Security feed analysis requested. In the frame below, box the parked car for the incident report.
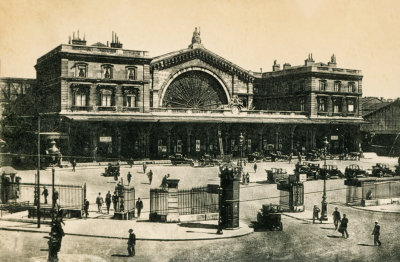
[266,168,289,183]
[371,163,394,177]
[305,150,320,161]
[303,162,321,180]
[320,165,343,179]
[344,164,367,179]
[248,152,264,163]
[169,154,194,166]
[198,154,220,167]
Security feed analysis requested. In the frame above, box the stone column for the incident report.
[115,126,121,159]
[186,126,192,156]
[275,127,280,150]
[327,96,333,116]
[89,84,98,110]
[167,128,172,154]
[290,125,297,152]
[342,97,347,116]
[90,126,98,162]
[166,179,180,223]
[115,85,123,111]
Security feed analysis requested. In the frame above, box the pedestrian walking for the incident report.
[161,174,169,190]
[127,172,132,185]
[246,172,250,184]
[288,152,293,164]
[127,229,136,257]
[242,172,246,184]
[372,221,382,246]
[147,169,153,184]
[129,157,134,168]
[136,197,143,218]
[42,186,49,204]
[338,214,349,238]
[313,205,320,224]
[71,158,76,172]
[332,207,341,230]
[105,191,112,214]
[96,192,104,213]
[112,191,118,211]
[84,199,89,218]
[253,163,257,173]
[143,162,147,174]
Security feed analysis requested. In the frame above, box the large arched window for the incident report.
[163,71,228,109]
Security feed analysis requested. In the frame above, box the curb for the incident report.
[0,226,253,242]
[331,202,400,214]
[281,213,312,224]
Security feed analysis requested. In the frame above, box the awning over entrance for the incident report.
[61,112,365,125]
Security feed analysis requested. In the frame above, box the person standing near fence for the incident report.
[112,191,118,212]
[84,198,89,218]
[105,191,112,214]
[136,197,143,218]
[42,186,49,204]
[127,229,136,257]
[96,192,104,213]
[372,221,382,246]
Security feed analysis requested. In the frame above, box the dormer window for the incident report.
[75,63,88,78]
[126,67,137,80]
[101,65,113,79]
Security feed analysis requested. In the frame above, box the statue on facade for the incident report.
[331,54,336,64]
[191,27,201,45]
[229,95,244,109]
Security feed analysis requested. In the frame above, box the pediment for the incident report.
[151,47,254,82]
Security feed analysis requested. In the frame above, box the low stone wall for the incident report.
[179,212,219,222]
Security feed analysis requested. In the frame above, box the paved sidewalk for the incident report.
[0,211,253,241]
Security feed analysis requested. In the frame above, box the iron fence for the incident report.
[150,185,219,217]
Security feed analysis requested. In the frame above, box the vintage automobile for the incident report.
[198,154,220,167]
[266,168,289,184]
[320,165,343,179]
[248,152,264,163]
[305,150,320,161]
[304,162,321,180]
[269,151,289,162]
[371,163,394,177]
[256,204,283,231]
[101,163,120,178]
[344,164,367,179]
[169,154,194,166]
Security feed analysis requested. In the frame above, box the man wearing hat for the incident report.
[372,221,381,246]
[127,229,136,256]
[332,207,341,230]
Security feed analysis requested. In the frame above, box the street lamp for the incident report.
[239,132,244,167]
[46,140,60,219]
[321,137,329,221]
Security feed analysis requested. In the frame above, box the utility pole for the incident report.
[37,115,41,228]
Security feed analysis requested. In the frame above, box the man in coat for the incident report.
[147,169,153,184]
[332,207,341,230]
[83,198,89,218]
[127,229,136,257]
[96,192,104,213]
[136,197,143,218]
[313,205,320,224]
[372,221,382,246]
[127,172,132,185]
[42,186,49,204]
[112,191,118,212]
[105,191,112,214]
[339,214,349,238]
[253,163,257,173]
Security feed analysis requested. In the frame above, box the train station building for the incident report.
[1,29,364,161]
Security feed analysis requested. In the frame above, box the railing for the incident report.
[97,106,117,111]
[122,107,140,112]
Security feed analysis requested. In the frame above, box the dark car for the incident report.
[256,204,283,231]
[248,152,264,163]
[266,168,289,184]
[198,154,220,167]
[345,164,367,179]
[303,162,321,180]
[305,150,320,161]
[371,163,394,177]
[101,163,120,178]
[320,165,343,179]
[169,154,194,166]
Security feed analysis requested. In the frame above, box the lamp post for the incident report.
[321,137,329,221]
[46,140,60,221]
[37,114,41,228]
[239,132,244,167]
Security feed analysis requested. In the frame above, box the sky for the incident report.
[0,0,399,98]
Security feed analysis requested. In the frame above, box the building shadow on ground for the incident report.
[179,222,218,229]
[256,180,270,184]
[321,227,336,230]
[111,254,132,257]
[357,243,376,247]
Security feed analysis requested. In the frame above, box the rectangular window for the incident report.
[334,82,341,92]
[349,82,356,92]
[318,98,327,112]
[347,100,355,112]
[319,81,326,91]
[126,95,136,108]
[102,94,112,106]
[333,99,342,113]
[75,92,86,106]
[300,99,305,111]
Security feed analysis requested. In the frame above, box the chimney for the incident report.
[305,53,315,66]
[260,68,263,73]
[328,54,337,67]
[71,30,87,45]
[283,63,291,70]
[110,31,123,48]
